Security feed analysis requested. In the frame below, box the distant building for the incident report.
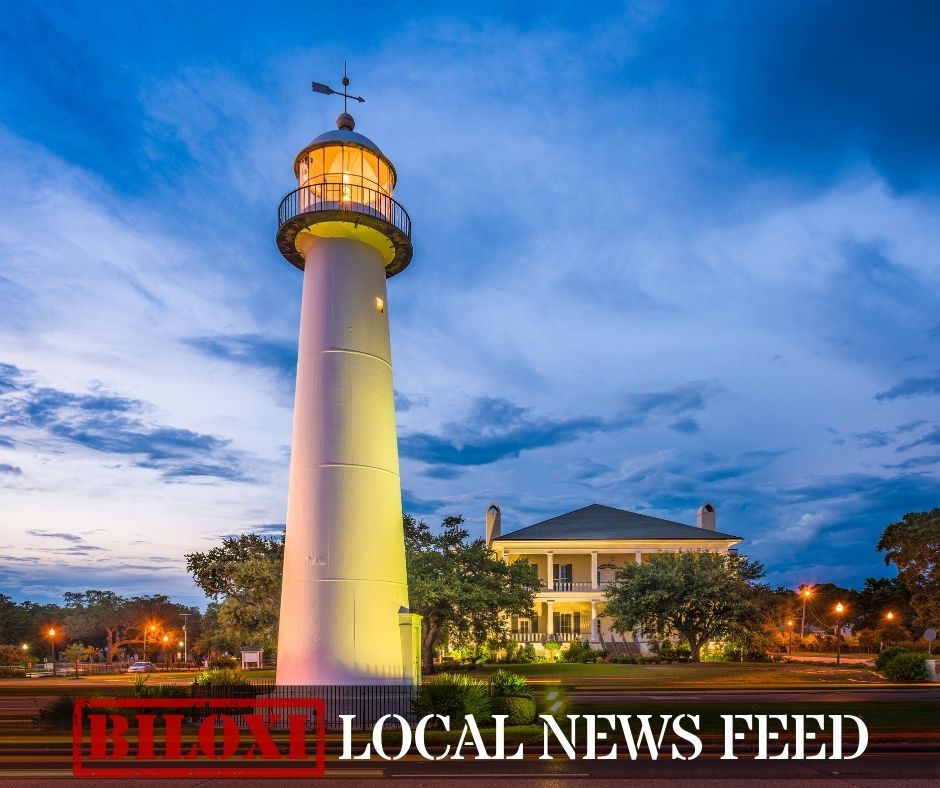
[488,503,742,654]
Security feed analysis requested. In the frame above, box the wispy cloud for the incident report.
[875,371,940,401]
[0,363,250,482]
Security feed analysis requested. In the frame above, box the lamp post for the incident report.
[143,624,156,662]
[162,635,169,666]
[835,603,844,666]
[880,611,894,652]
[800,587,812,639]
[786,619,794,655]
[47,628,57,676]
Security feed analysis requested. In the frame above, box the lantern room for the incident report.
[294,112,397,197]
[276,112,413,276]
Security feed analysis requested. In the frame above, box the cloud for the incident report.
[0,362,250,482]
[897,426,940,452]
[395,391,429,413]
[183,334,296,391]
[400,381,722,468]
[875,371,940,401]
[0,435,14,448]
[0,463,22,476]
[854,430,893,449]
[669,417,700,434]
[26,530,83,542]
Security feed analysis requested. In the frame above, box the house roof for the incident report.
[492,503,742,542]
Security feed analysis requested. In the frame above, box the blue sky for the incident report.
[1,1,938,606]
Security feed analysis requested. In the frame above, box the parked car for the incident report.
[127,661,156,673]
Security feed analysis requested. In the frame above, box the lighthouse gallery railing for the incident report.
[277,183,411,240]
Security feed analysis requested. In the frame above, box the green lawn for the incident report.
[449,660,889,686]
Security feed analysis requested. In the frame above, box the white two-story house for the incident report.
[487,502,742,653]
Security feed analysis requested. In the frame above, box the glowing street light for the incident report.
[786,619,794,655]
[835,603,845,666]
[885,611,894,621]
[47,628,57,676]
[143,623,157,662]
[800,587,812,639]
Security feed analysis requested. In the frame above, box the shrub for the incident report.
[491,695,537,725]
[561,639,596,663]
[209,655,239,669]
[519,644,537,663]
[131,675,189,699]
[883,652,930,682]
[36,694,78,729]
[0,645,22,666]
[194,667,254,697]
[489,669,533,699]
[412,673,492,726]
[875,646,910,672]
[0,666,24,678]
[542,641,561,662]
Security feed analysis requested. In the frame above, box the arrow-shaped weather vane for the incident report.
[312,63,365,114]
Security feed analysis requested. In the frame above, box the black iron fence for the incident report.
[277,183,411,240]
[191,681,417,730]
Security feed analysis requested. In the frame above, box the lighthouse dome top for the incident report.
[293,113,397,186]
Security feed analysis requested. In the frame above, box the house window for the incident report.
[573,612,581,636]
[553,563,573,591]
[518,618,530,634]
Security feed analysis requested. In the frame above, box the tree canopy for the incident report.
[404,514,541,670]
[604,550,765,661]
[62,590,199,663]
[877,507,940,628]
[186,533,284,653]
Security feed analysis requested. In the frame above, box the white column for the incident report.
[546,551,554,591]
[635,551,642,565]
[591,551,598,590]
[546,601,554,635]
[590,601,598,642]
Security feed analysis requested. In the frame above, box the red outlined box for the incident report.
[73,696,325,778]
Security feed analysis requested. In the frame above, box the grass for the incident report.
[451,661,889,687]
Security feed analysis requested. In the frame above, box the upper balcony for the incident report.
[275,182,413,276]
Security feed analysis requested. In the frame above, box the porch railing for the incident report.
[540,580,615,592]
[509,632,582,643]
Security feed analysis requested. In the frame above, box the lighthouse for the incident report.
[274,82,418,685]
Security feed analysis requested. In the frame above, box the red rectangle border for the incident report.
[73,696,325,778]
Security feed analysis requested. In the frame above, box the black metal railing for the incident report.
[277,183,411,240]
[192,681,417,730]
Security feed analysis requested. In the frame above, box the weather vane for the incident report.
[312,62,365,114]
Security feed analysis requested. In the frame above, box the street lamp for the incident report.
[162,634,169,665]
[786,619,794,655]
[143,624,156,662]
[47,628,57,676]
[835,603,845,666]
[800,587,812,639]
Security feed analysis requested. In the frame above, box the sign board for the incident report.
[925,628,937,642]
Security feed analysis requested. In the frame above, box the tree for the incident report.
[853,577,916,634]
[63,590,197,663]
[405,514,541,672]
[604,551,765,662]
[62,643,99,677]
[877,508,940,628]
[186,534,283,652]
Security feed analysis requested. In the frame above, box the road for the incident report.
[0,753,938,785]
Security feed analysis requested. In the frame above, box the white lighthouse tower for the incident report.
[274,79,417,685]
